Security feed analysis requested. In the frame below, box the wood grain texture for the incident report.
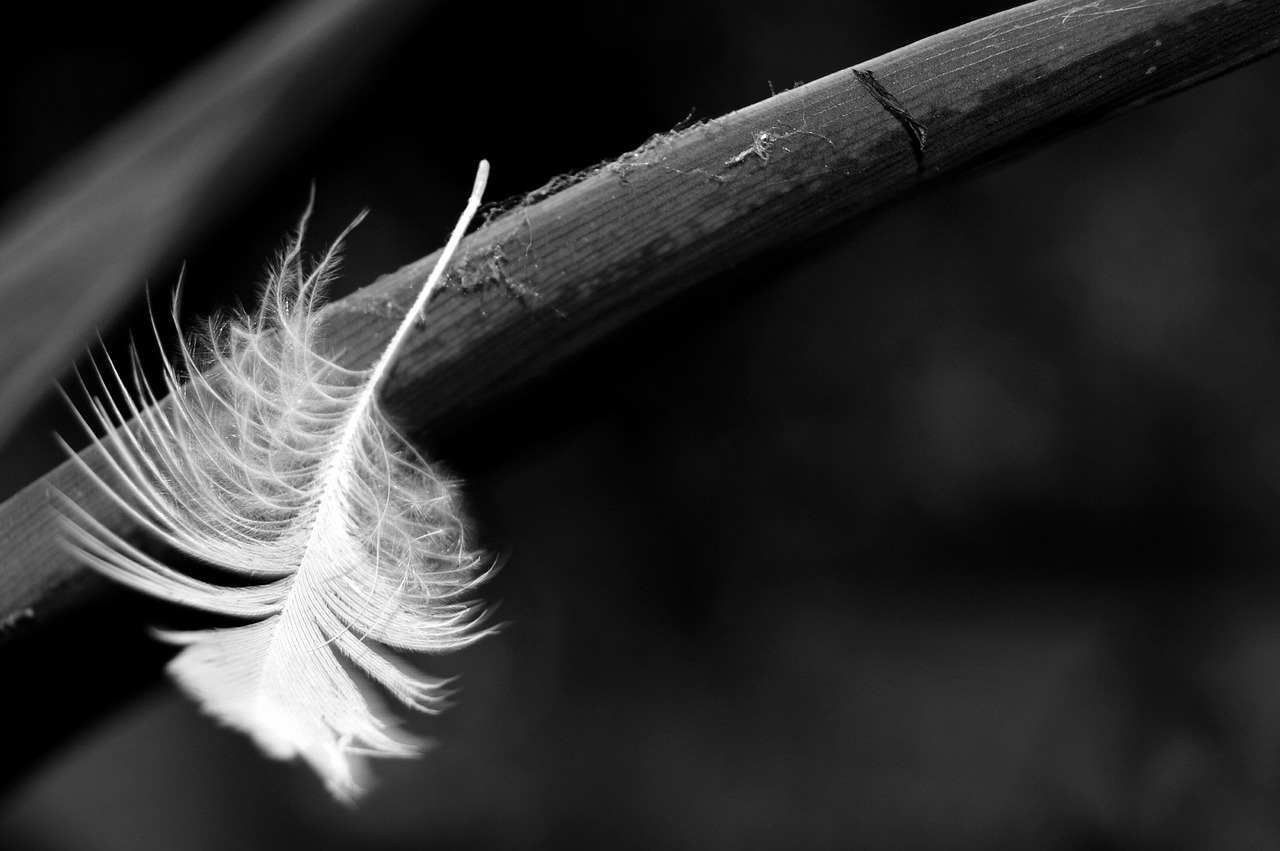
[329,0,1280,436]
[0,0,1276,786]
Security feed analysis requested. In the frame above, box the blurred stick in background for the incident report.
[0,0,1276,792]
[0,0,432,451]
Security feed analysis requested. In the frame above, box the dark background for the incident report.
[2,1,1280,848]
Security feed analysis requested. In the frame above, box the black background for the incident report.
[2,1,1280,848]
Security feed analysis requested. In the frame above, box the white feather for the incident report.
[59,161,493,801]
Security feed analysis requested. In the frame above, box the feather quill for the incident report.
[59,161,493,800]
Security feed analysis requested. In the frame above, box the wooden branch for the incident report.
[329,0,1280,438]
[0,0,1276,788]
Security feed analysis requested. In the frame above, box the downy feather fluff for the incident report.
[60,161,493,801]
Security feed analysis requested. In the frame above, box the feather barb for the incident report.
[59,161,494,801]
